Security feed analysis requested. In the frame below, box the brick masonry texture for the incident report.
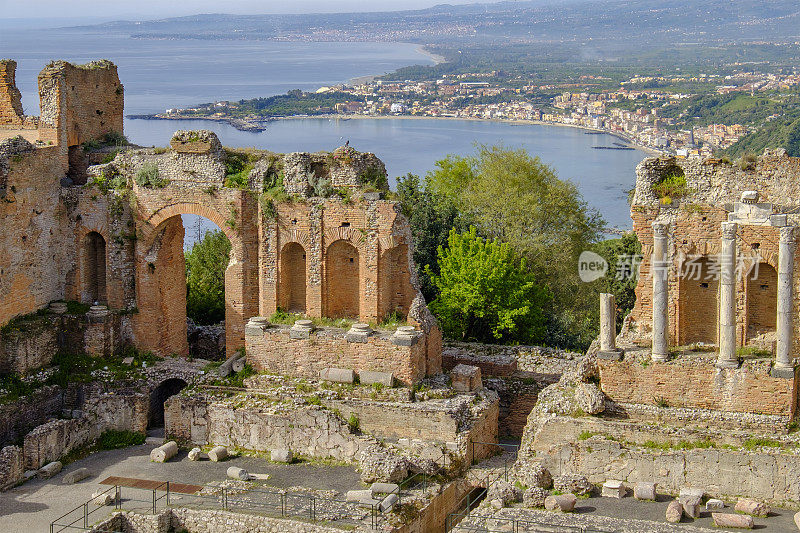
[0,60,440,387]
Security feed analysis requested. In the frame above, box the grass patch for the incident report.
[736,346,772,358]
[653,171,689,204]
[743,437,784,450]
[135,162,168,188]
[99,430,146,450]
[578,431,596,441]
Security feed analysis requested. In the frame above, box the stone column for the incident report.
[774,225,795,375]
[717,222,738,368]
[652,222,669,362]
[598,293,623,360]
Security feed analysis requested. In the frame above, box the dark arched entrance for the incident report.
[148,378,188,428]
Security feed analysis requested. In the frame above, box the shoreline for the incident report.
[129,112,664,156]
[348,44,445,86]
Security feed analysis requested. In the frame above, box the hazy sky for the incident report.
[0,0,499,21]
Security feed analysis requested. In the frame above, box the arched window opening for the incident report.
[83,231,107,304]
[326,240,360,319]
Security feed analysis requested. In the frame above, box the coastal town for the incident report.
[153,68,800,157]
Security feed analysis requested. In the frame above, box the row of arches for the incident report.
[677,256,777,345]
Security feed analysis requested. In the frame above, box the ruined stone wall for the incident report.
[0,60,25,127]
[37,60,123,148]
[0,385,70,445]
[246,324,428,385]
[627,152,800,353]
[394,479,473,533]
[599,355,798,417]
[0,445,23,491]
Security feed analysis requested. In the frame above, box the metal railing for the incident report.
[448,513,617,533]
[50,486,121,533]
[50,482,385,532]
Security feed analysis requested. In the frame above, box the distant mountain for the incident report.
[69,0,800,46]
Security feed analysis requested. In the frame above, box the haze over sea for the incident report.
[1,26,645,235]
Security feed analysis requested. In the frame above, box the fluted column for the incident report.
[717,222,738,368]
[652,222,669,362]
[775,225,795,373]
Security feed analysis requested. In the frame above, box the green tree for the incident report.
[427,228,551,344]
[593,232,642,331]
[426,145,605,349]
[185,229,231,325]
[396,173,468,301]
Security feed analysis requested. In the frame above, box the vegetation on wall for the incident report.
[185,230,231,325]
[134,162,168,188]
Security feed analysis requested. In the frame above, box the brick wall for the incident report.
[599,357,799,416]
[0,60,24,127]
[246,324,428,385]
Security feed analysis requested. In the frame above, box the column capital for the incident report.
[652,221,669,238]
[721,221,738,240]
[780,225,795,244]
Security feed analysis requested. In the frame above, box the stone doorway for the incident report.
[148,377,188,429]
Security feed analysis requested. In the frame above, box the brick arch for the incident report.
[144,202,239,250]
[379,243,413,319]
[324,226,366,251]
[279,228,311,249]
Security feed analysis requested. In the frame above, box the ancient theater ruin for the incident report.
[4,58,800,532]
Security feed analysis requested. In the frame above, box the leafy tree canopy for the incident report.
[428,228,551,344]
[185,229,231,325]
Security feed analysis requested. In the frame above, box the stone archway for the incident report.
[747,262,778,338]
[325,239,360,319]
[134,202,247,358]
[82,231,107,304]
[148,377,187,429]
[677,256,719,345]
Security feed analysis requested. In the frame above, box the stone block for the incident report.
[271,449,293,463]
[596,350,624,361]
[770,214,788,227]
[370,482,399,494]
[346,489,375,502]
[713,513,754,529]
[150,441,178,463]
[122,357,134,365]
[734,498,769,517]
[522,487,549,508]
[451,364,482,392]
[290,319,314,339]
[37,461,62,479]
[391,326,419,346]
[666,500,683,523]
[771,365,796,379]
[683,496,701,519]
[320,367,355,384]
[359,371,394,387]
[187,448,205,461]
[794,510,800,531]
[633,482,656,501]
[231,359,245,373]
[227,467,249,481]
[379,493,399,512]
[706,498,724,510]
[92,491,115,506]
[679,487,704,503]
[346,323,372,343]
[208,446,228,462]
[601,479,625,498]
[544,493,576,512]
[62,467,90,484]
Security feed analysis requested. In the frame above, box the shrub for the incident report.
[652,172,688,202]
[347,413,360,432]
[99,430,146,450]
[135,162,168,188]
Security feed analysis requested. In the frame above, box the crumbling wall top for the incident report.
[0,60,25,127]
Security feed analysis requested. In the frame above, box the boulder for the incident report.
[487,480,521,506]
[713,513,754,529]
[544,493,577,512]
[634,481,656,501]
[666,500,683,523]
[150,441,178,463]
[226,466,249,481]
[706,498,724,511]
[679,487,705,503]
[208,446,228,462]
[358,445,409,483]
[37,461,62,479]
[601,479,625,498]
[515,462,552,489]
[553,474,593,496]
[575,382,605,414]
[62,468,90,484]
[734,498,769,518]
[271,449,293,463]
[523,487,549,508]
